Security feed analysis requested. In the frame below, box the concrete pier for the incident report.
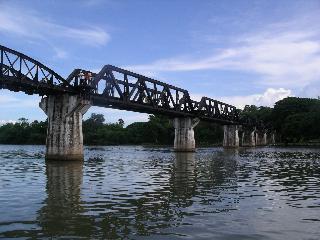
[40,94,91,161]
[256,131,267,146]
[223,125,240,148]
[267,132,276,145]
[241,129,256,147]
[173,117,200,152]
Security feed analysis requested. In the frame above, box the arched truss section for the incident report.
[0,45,74,95]
[90,65,240,124]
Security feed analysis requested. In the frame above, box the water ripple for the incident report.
[0,145,319,239]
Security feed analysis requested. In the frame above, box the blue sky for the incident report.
[0,0,320,125]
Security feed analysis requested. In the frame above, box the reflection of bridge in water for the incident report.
[172,152,196,200]
[37,161,94,238]
[35,152,239,239]
[0,45,274,160]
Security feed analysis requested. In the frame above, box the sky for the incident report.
[0,0,320,125]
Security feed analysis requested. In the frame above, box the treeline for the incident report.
[0,114,223,146]
[0,97,319,145]
[240,97,320,143]
[83,114,222,146]
[0,118,47,144]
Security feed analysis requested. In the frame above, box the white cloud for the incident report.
[82,0,107,6]
[127,28,320,90]
[0,94,19,104]
[0,120,16,126]
[299,81,320,98]
[85,107,149,126]
[218,88,292,109]
[0,93,40,108]
[53,48,68,59]
[0,3,110,47]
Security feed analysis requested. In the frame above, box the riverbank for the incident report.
[274,142,320,147]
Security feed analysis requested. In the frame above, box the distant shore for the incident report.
[1,143,320,148]
[274,142,320,147]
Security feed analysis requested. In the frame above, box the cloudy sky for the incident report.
[0,0,319,124]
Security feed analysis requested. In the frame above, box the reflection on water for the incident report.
[172,152,196,199]
[37,161,95,238]
[0,145,320,239]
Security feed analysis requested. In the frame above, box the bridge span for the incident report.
[0,45,273,160]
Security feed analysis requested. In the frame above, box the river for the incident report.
[0,145,319,239]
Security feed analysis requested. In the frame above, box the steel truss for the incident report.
[0,45,74,95]
[1,45,240,124]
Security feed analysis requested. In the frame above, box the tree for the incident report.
[271,97,320,142]
[85,113,105,126]
[2,97,320,146]
[241,105,273,125]
[118,119,124,128]
[146,115,173,144]
[194,122,223,145]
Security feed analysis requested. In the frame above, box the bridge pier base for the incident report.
[256,131,267,146]
[40,94,91,161]
[241,129,256,147]
[173,117,200,152]
[268,132,276,145]
[223,125,240,148]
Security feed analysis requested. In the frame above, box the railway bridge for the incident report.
[0,45,273,160]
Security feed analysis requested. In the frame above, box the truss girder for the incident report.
[0,45,74,95]
[0,45,240,124]
[89,65,239,124]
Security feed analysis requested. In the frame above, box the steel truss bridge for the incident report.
[0,45,240,125]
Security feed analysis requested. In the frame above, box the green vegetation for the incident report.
[0,113,223,146]
[240,97,320,144]
[0,97,319,145]
[83,113,223,146]
[0,118,46,144]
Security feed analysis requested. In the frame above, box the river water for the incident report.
[0,145,319,239]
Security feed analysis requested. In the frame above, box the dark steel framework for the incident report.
[1,45,240,124]
[0,45,75,95]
